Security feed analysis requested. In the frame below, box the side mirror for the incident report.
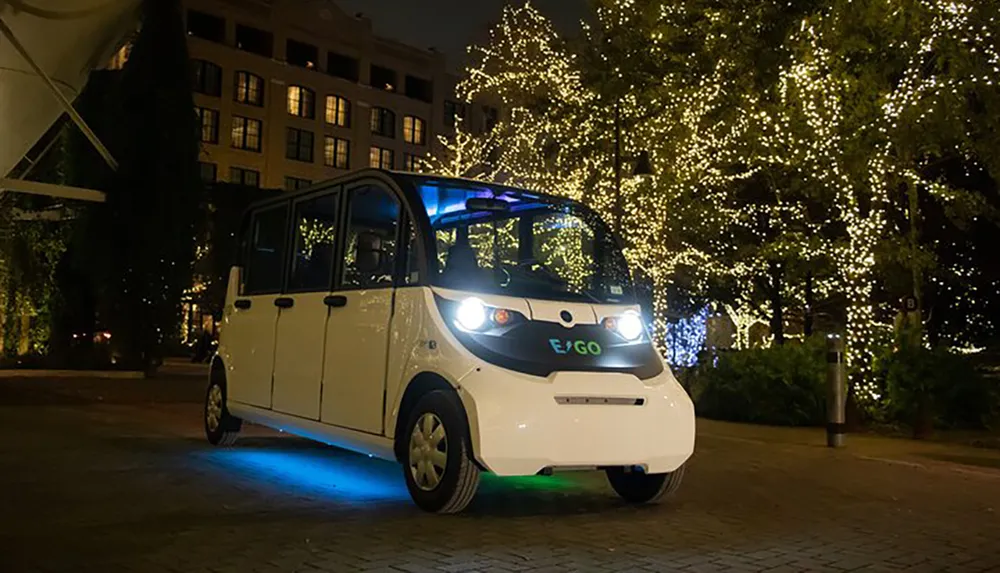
[355,232,383,273]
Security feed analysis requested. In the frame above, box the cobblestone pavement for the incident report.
[1,373,1000,573]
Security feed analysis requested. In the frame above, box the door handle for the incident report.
[274,297,294,309]
[324,295,347,308]
[233,299,252,310]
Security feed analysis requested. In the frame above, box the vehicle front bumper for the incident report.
[456,363,696,476]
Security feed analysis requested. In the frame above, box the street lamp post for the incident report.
[612,98,654,235]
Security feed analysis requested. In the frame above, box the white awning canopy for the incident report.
[0,0,140,201]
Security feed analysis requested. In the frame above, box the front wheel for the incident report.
[205,378,242,446]
[402,391,480,513]
[606,464,685,504]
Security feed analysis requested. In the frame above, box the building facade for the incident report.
[115,0,496,191]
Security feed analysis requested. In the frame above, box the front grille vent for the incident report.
[554,396,645,406]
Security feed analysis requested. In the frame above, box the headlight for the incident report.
[616,310,644,341]
[455,297,487,331]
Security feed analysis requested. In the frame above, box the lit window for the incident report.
[231,116,262,151]
[286,127,314,162]
[403,154,424,172]
[325,95,350,127]
[287,85,315,119]
[324,136,350,169]
[370,107,395,138]
[195,106,219,143]
[369,146,394,169]
[403,116,426,145]
[234,71,264,106]
[230,166,260,187]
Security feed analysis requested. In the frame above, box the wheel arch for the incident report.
[209,355,226,385]
[392,372,480,466]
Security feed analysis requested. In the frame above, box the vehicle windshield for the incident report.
[417,181,634,304]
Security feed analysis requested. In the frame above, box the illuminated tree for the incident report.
[447,0,1000,396]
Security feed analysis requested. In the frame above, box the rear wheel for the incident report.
[606,464,685,504]
[205,377,242,446]
[402,391,480,513]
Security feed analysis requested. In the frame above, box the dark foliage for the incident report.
[83,0,204,373]
[693,337,827,426]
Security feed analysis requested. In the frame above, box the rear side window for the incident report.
[243,205,289,294]
[288,191,339,292]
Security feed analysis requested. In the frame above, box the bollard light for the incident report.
[826,333,846,448]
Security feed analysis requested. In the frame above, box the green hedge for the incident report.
[692,337,827,426]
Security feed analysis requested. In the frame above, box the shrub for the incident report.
[692,337,827,426]
[879,344,999,432]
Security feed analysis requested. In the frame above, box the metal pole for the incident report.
[826,333,846,448]
[0,16,118,172]
[613,99,622,234]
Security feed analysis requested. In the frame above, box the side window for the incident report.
[288,191,339,292]
[243,205,289,295]
[341,186,400,289]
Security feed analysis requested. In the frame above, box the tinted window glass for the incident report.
[289,192,338,292]
[244,205,288,294]
[342,186,399,289]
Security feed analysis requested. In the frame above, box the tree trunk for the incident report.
[913,394,933,439]
[804,270,814,337]
[769,260,784,345]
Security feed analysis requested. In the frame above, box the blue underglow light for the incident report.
[200,446,409,503]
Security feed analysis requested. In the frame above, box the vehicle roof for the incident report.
[241,169,576,215]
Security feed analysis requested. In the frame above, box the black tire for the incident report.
[204,376,242,447]
[401,391,480,514]
[606,464,685,504]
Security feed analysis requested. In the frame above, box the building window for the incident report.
[369,146,394,169]
[235,24,272,58]
[231,116,262,151]
[287,86,315,119]
[286,39,318,69]
[230,166,260,187]
[191,59,222,96]
[403,153,422,172]
[370,107,395,138]
[234,71,264,106]
[324,136,350,169]
[444,100,466,129]
[198,162,217,183]
[284,176,312,191]
[404,75,433,103]
[483,106,499,131]
[403,116,426,145]
[327,52,359,82]
[186,10,225,43]
[195,107,219,143]
[370,65,397,91]
[286,128,315,162]
[325,95,350,127]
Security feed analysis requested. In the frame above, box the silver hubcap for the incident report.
[409,413,447,491]
[206,384,223,432]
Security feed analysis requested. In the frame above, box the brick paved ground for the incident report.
[1,368,999,573]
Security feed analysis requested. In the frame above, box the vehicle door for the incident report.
[226,202,290,409]
[320,183,401,435]
[271,188,340,420]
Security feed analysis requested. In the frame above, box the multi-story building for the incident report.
[115,0,498,191]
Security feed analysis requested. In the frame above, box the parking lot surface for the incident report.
[1,370,999,572]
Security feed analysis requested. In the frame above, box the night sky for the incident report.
[333,0,588,70]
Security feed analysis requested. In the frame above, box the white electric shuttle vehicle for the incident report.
[205,169,695,513]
